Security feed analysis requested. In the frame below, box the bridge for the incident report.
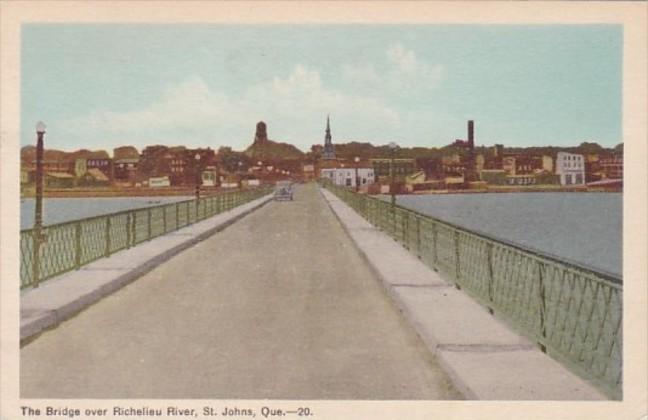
[19,182,621,400]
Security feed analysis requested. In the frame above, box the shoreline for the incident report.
[19,183,621,198]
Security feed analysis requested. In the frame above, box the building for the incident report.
[44,172,75,188]
[404,171,443,192]
[78,168,110,187]
[450,120,478,181]
[370,158,416,179]
[302,163,316,181]
[555,152,585,185]
[322,115,336,159]
[542,155,554,173]
[502,155,546,176]
[480,169,508,185]
[416,158,444,180]
[320,166,375,188]
[506,174,537,186]
[160,147,217,186]
[165,146,189,186]
[475,154,485,173]
[83,151,112,181]
[598,154,623,179]
[113,146,140,186]
[148,176,171,187]
[201,166,219,187]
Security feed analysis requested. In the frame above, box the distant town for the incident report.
[20,119,623,197]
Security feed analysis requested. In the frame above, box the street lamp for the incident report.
[194,153,202,220]
[354,156,360,192]
[388,142,399,208]
[33,121,46,288]
[194,152,201,200]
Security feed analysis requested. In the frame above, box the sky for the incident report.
[21,24,622,153]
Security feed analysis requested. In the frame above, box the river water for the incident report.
[20,192,622,276]
[20,196,192,230]
[390,192,622,276]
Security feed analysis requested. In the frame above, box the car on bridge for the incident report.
[274,181,294,201]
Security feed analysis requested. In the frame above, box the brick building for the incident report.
[113,146,140,185]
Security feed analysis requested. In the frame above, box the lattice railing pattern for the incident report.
[21,187,271,290]
[320,179,622,399]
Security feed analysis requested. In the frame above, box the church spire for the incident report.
[322,115,336,159]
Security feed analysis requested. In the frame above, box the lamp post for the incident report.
[354,156,360,192]
[33,121,46,288]
[194,153,201,220]
[388,142,398,208]
[238,160,243,189]
[194,153,201,200]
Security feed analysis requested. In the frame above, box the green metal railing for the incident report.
[320,180,622,399]
[20,187,272,290]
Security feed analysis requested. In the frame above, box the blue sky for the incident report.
[21,24,622,153]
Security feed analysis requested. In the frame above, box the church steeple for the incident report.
[322,115,336,159]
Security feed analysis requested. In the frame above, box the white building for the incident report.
[555,152,585,185]
[148,176,171,187]
[320,167,375,188]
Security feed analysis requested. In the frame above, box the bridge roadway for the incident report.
[21,183,461,399]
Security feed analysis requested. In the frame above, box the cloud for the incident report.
[64,65,402,151]
[343,44,443,94]
[341,63,382,85]
[386,44,418,74]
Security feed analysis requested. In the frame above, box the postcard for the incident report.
[1,1,646,420]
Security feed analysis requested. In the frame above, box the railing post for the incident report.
[195,197,199,221]
[163,206,167,233]
[403,211,408,249]
[487,242,494,314]
[126,213,132,249]
[454,230,461,288]
[175,202,180,229]
[75,222,82,268]
[147,208,152,240]
[131,212,137,245]
[537,261,547,352]
[104,216,112,257]
[432,223,438,271]
[416,216,421,259]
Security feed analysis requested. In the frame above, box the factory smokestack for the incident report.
[468,120,474,148]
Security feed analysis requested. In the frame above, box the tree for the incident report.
[575,142,604,155]
[217,146,251,173]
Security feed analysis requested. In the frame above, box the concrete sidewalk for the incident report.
[319,187,606,400]
[20,193,272,342]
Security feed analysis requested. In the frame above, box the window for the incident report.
[345,178,352,186]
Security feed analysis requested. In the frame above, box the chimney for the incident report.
[468,120,474,148]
